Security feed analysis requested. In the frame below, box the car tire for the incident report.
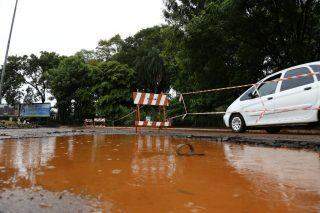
[230,114,246,133]
[265,127,281,134]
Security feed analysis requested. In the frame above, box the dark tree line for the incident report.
[1,0,320,126]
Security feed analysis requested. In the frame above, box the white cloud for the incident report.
[0,0,165,59]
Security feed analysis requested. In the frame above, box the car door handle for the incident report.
[267,97,273,100]
[304,87,312,91]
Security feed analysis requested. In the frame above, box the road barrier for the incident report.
[135,121,171,127]
[133,92,170,106]
[84,118,106,127]
[133,92,171,130]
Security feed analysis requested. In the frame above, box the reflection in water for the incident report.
[0,141,3,155]
[67,137,74,159]
[0,138,57,186]
[224,144,320,211]
[0,135,319,212]
[131,136,176,182]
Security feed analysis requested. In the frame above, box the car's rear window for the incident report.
[310,65,320,81]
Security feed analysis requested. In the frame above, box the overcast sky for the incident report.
[0,0,165,60]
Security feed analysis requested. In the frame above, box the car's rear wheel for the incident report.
[230,114,246,133]
[265,127,281,134]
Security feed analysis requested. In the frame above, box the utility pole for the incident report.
[0,0,19,104]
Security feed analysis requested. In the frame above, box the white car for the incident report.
[224,61,320,133]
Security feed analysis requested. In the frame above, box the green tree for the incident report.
[75,35,124,65]
[115,26,176,93]
[0,56,25,106]
[182,0,320,89]
[47,56,94,123]
[23,52,61,103]
[75,49,97,64]
[163,0,207,26]
[90,61,134,124]
[96,34,124,61]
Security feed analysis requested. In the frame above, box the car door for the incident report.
[272,67,319,124]
[240,73,281,126]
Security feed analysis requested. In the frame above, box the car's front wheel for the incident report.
[230,114,246,133]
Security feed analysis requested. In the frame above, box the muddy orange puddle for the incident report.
[0,135,319,212]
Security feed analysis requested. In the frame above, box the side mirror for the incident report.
[248,92,257,99]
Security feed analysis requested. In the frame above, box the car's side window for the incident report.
[240,74,281,101]
[257,74,281,97]
[310,65,320,81]
[280,67,314,92]
[240,87,255,101]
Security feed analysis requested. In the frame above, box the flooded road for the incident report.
[0,135,319,212]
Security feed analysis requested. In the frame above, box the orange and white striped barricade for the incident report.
[94,118,106,127]
[132,92,171,131]
[84,119,93,127]
[133,92,170,106]
[135,121,171,127]
[84,118,106,127]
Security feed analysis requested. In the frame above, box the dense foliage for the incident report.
[1,0,320,126]
[91,61,134,123]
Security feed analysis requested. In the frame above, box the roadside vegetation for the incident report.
[1,0,320,126]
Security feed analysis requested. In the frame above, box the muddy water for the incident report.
[0,135,319,212]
